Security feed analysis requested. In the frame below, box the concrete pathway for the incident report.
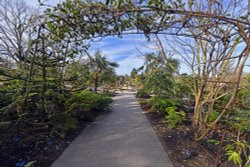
[51,92,173,167]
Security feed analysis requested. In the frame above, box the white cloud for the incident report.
[89,38,149,59]
[89,40,145,75]
[116,54,144,75]
[88,35,171,75]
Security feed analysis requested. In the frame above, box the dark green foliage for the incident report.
[0,80,24,108]
[214,88,250,132]
[49,112,78,138]
[102,89,115,97]
[229,108,250,132]
[174,75,194,99]
[0,87,112,140]
[135,89,150,98]
[227,88,250,132]
[207,111,220,123]
[150,96,177,114]
[140,53,179,97]
[236,88,250,109]
[65,62,91,89]
[65,90,112,121]
[85,51,119,93]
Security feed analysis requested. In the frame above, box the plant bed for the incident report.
[0,91,113,167]
[0,111,109,167]
[138,98,239,167]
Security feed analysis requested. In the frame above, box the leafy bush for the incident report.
[50,90,113,138]
[150,96,177,114]
[65,90,112,121]
[102,89,115,97]
[0,89,112,140]
[49,112,78,138]
[165,107,186,129]
[225,139,250,167]
[236,88,250,109]
[207,111,220,123]
[0,80,24,108]
[135,89,150,98]
[174,75,194,99]
[229,108,250,132]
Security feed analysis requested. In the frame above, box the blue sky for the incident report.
[24,0,61,6]
[24,0,250,75]
[23,0,185,75]
[88,35,161,75]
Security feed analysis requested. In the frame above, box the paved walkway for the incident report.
[51,92,173,167]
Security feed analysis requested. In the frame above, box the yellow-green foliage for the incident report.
[165,107,186,129]
[225,139,250,167]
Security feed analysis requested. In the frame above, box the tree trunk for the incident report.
[94,71,99,93]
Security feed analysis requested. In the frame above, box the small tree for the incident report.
[87,51,119,93]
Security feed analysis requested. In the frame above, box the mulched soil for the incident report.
[1,93,116,167]
[0,120,90,167]
[139,99,237,167]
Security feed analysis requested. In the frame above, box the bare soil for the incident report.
[0,120,90,167]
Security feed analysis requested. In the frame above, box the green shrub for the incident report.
[207,111,220,123]
[96,92,113,111]
[236,88,250,109]
[49,112,78,138]
[48,90,112,138]
[136,89,150,98]
[150,97,177,114]
[165,106,186,129]
[229,108,250,132]
[65,90,112,121]
[225,139,250,167]
[0,80,24,108]
[102,90,115,97]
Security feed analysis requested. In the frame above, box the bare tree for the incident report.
[165,0,249,141]
[0,0,37,64]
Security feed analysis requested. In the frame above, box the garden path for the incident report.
[51,92,173,167]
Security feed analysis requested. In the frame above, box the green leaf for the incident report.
[148,0,153,6]
[117,0,123,7]
[227,151,242,165]
[47,22,53,29]
[207,139,220,145]
[24,161,36,167]
[225,144,235,151]
[235,36,241,44]
[177,0,182,4]
[73,10,80,16]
